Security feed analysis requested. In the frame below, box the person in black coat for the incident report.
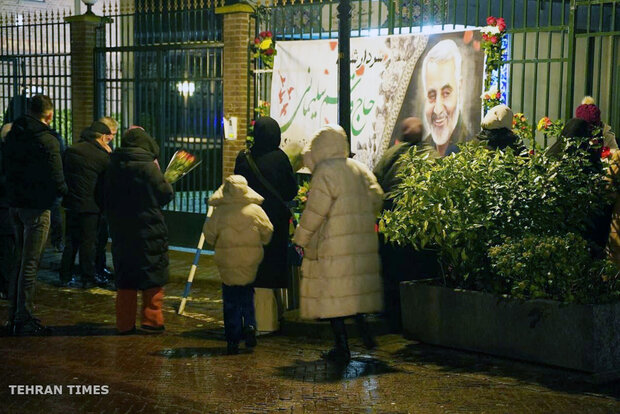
[234,117,298,291]
[104,127,174,334]
[474,104,525,153]
[0,123,15,300]
[3,94,67,335]
[373,117,439,333]
[59,121,114,288]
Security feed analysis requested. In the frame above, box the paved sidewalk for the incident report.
[0,248,618,413]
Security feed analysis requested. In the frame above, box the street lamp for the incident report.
[81,0,97,15]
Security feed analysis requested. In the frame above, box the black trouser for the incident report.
[329,314,372,345]
[0,233,16,295]
[60,211,99,283]
[95,214,109,273]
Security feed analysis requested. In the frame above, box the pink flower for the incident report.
[496,92,501,99]
[491,36,498,44]
[486,16,497,26]
[497,18,507,32]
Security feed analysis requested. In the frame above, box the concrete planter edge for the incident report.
[400,280,620,375]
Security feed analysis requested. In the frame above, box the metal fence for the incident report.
[95,0,224,214]
[253,0,620,147]
[0,9,72,145]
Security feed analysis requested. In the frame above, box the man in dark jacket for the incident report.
[373,117,438,332]
[3,94,67,335]
[0,123,15,300]
[60,121,114,288]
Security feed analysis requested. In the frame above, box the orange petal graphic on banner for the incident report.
[355,65,365,76]
[324,69,329,75]
[329,41,338,51]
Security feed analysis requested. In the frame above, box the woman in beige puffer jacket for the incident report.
[293,125,384,362]
[203,175,273,354]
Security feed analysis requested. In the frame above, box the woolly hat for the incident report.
[575,104,601,126]
[121,127,160,157]
[481,104,513,130]
[401,117,424,144]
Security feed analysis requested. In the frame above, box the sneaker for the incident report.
[53,241,65,253]
[94,273,115,289]
[12,318,52,336]
[226,342,240,355]
[65,275,82,288]
[244,325,257,348]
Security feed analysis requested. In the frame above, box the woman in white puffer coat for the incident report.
[293,125,384,363]
[203,175,273,354]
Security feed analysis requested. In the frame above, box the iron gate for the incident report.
[0,10,72,145]
[95,1,224,215]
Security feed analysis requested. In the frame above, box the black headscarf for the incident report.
[121,128,160,158]
[252,117,281,155]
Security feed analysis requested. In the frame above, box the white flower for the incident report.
[481,25,500,35]
[481,85,499,100]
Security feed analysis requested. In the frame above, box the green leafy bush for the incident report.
[488,233,619,303]
[380,140,618,303]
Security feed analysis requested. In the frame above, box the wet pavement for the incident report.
[0,247,619,413]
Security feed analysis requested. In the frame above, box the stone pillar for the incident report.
[217,2,255,178]
[65,13,110,143]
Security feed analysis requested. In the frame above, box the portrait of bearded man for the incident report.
[421,39,471,157]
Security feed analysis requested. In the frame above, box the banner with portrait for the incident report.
[270,30,484,168]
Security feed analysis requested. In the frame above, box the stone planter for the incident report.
[400,280,620,374]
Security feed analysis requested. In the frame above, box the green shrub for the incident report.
[488,233,619,303]
[380,140,617,303]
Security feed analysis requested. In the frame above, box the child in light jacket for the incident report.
[203,175,273,355]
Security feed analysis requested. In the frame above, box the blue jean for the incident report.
[222,284,256,343]
[9,208,50,323]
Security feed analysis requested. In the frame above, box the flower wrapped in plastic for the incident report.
[164,150,201,184]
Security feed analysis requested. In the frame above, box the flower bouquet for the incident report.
[164,150,201,184]
[252,31,277,69]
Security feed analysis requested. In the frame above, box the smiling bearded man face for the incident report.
[422,40,462,155]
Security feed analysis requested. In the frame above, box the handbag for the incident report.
[244,150,304,267]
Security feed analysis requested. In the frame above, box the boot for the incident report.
[356,314,377,350]
[322,318,351,363]
[141,287,165,330]
[116,289,138,334]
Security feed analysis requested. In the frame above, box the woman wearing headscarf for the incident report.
[234,117,298,323]
[104,127,173,334]
[293,125,384,363]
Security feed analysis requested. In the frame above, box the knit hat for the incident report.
[481,104,513,130]
[401,117,424,144]
[575,104,601,126]
[121,127,160,158]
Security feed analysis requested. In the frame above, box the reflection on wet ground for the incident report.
[0,247,618,413]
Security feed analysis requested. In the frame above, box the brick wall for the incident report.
[222,11,254,178]
[65,15,104,142]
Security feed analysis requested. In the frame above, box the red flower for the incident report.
[264,48,274,56]
[497,18,507,32]
[259,31,267,38]
[486,16,497,25]
[250,120,256,126]
[491,36,498,44]
[254,37,260,44]
[529,149,535,155]
[496,92,501,99]
[601,146,611,159]
[266,31,273,38]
